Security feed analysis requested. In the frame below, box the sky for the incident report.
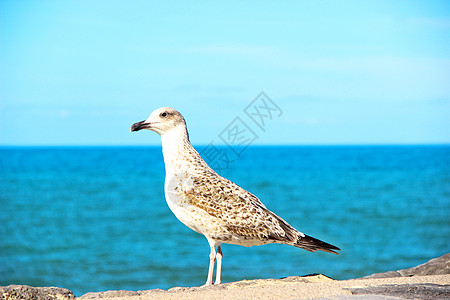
[1,0,449,146]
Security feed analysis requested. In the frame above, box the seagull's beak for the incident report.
[130,120,151,132]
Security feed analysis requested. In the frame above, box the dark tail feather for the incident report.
[295,234,340,254]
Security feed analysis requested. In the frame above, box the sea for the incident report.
[0,145,449,296]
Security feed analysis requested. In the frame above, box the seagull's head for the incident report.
[130,107,186,136]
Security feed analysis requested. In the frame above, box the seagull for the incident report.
[131,107,340,286]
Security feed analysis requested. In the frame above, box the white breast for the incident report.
[164,172,224,238]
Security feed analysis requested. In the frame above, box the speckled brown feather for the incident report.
[168,140,339,253]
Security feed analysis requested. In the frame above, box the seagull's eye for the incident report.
[160,112,167,117]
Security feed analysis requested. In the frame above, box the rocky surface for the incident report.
[363,253,450,279]
[1,253,449,299]
[78,274,336,299]
[78,275,450,299]
[0,285,75,300]
[349,283,450,299]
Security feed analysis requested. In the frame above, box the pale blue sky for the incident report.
[1,0,449,145]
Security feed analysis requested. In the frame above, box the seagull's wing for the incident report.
[184,171,340,254]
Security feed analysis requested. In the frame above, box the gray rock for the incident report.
[364,253,450,279]
[0,285,75,300]
[349,283,450,300]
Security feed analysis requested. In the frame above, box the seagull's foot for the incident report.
[200,282,213,288]
[200,281,221,288]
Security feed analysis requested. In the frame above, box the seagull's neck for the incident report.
[160,126,207,175]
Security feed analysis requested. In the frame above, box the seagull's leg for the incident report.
[214,244,223,285]
[204,242,216,286]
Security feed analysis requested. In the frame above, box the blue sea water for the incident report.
[0,145,449,296]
